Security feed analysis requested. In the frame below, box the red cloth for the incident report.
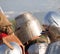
[25,51,28,54]
[0,33,7,40]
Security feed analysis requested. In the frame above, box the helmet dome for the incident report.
[15,12,42,44]
[44,11,60,27]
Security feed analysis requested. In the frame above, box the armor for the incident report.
[46,41,60,54]
[0,42,22,54]
[43,11,60,42]
[15,12,42,44]
[43,11,60,27]
[0,8,24,54]
[28,43,48,54]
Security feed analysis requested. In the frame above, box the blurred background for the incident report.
[0,0,60,30]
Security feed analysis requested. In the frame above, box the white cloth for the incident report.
[28,43,48,54]
[44,11,60,27]
[0,42,22,54]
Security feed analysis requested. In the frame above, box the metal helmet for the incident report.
[43,11,60,41]
[0,42,22,54]
[43,11,60,27]
[28,43,48,54]
[15,12,42,44]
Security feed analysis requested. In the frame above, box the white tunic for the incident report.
[0,42,22,54]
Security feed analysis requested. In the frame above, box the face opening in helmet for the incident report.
[48,25,60,38]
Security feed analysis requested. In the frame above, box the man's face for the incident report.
[48,26,60,40]
[2,27,6,31]
[6,26,13,34]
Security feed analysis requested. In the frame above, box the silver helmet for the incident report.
[44,11,60,27]
[44,11,60,41]
[15,12,42,44]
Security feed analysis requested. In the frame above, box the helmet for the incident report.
[43,11,60,41]
[0,42,22,54]
[44,11,60,27]
[15,12,42,44]
[28,43,48,54]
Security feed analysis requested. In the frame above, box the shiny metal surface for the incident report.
[43,11,60,42]
[0,42,22,54]
[44,11,60,27]
[15,12,42,44]
[28,43,48,54]
[46,41,60,54]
